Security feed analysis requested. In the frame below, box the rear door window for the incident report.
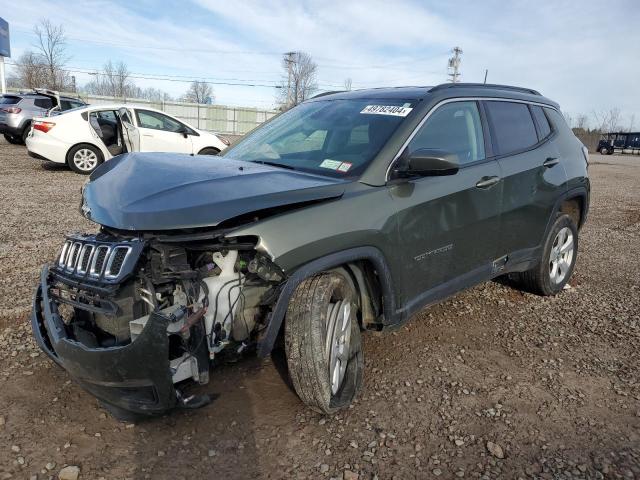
[408,101,485,165]
[485,101,538,155]
[531,105,552,140]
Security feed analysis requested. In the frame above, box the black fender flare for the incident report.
[257,246,399,357]
[542,185,590,243]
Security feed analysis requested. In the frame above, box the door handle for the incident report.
[142,133,154,137]
[543,157,559,168]
[475,176,500,189]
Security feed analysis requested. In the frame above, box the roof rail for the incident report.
[429,83,541,96]
[311,90,345,99]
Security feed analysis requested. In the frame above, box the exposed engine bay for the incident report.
[37,228,284,415]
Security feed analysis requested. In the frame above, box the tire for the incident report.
[518,214,578,296]
[3,134,21,145]
[198,147,220,155]
[600,147,608,155]
[67,144,104,174]
[21,124,31,144]
[285,271,364,414]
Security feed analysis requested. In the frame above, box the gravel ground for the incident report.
[0,140,638,480]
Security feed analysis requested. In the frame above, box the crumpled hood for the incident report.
[82,152,349,230]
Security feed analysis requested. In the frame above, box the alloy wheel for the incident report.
[73,148,98,171]
[325,299,352,395]
[549,226,574,284]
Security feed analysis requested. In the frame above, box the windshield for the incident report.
[223,98,416,178]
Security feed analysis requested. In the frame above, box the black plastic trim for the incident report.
[257,246,399,357]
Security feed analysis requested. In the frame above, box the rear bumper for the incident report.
[25,134,68,164]
[31,265,178,416]
[0,123,23,136]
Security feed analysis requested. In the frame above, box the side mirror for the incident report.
[395,148,459,178]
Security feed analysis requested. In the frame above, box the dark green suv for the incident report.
[32,83,590,418]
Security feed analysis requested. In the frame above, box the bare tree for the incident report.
[84,61,139,98]
[575,114,589,131]
[182,80,213,104]
[627,114,635,132]
[33,19,70,90]
[141,87,172,102]
[11,51,49,88]
[278,51,318,109]
[592,108,622,133]
[344,78,353,91]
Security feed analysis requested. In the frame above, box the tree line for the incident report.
[8,19,214,104]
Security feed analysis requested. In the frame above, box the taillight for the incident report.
[581,145,589,166]
[1,107,21,114]
[33,121,56,133]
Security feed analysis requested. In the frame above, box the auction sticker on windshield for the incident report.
[360,105,413,117]
[320,159,353,173]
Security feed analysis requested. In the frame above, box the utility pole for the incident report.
[447,47,463,83]
[284,51,296,107]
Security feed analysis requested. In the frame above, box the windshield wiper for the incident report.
[252,160,296,170]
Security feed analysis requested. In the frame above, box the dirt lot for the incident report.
[0,141,638,480]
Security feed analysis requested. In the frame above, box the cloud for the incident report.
[2,0,638,123]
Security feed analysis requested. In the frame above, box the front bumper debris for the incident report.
[31,265,178,417]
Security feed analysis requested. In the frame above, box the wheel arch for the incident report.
[197,146,221,155]
[65,141,107,165]
[539,186,589,249]
[257,246,399,358]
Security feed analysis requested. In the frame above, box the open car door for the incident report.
[118,107,140,152]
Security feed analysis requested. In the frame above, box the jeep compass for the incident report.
[31,83,590,418]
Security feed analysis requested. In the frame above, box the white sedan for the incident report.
[25,104,229,174]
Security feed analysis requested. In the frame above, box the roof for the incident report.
[308,83,558,108]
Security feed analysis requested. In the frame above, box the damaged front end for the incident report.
[32,229,284,418]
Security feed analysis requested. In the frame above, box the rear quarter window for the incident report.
[0,96,21,105]
[531,105,552,140]
[485,101,538,155]
[33,98,54,109]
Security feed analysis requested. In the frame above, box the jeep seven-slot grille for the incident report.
[57,239,133,281]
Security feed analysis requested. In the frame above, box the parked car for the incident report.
[0,89,86,145]
[31,83,590,419]
[25,104,229,174]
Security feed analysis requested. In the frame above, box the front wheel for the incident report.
[285,272,364,414]
[67,144,104,174]
[198,147,220,155]
[600,146,609,155]
[518,214,578,296]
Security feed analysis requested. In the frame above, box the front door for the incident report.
[389,100,503,306]
[133,109,193,153]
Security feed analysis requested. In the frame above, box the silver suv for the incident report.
[0,89,86,144]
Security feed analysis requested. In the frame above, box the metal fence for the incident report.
[83,94,278,135]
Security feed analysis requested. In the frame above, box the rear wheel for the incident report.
[67,144,104,174]
[21,124,31,144]
[518,214,578,296]
[3,134,21,145]
[285,272,364,414]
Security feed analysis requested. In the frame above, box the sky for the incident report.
[1,0,638,126]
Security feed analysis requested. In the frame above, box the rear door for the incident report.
[484,100,567,259]
[118,107,140,152]
[133,109,193,153]
[390,100,503,303]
